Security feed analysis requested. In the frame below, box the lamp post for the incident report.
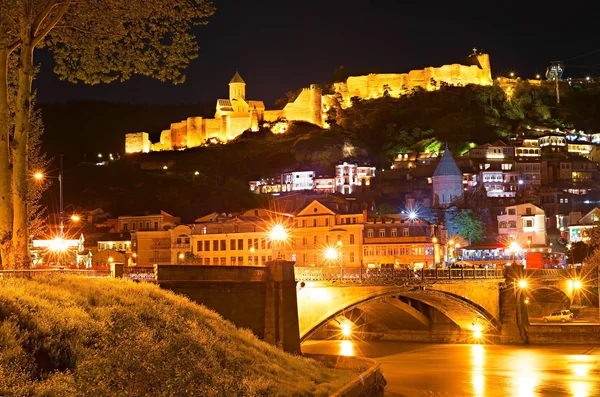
[269,223,288,261]
[324,246,341,280]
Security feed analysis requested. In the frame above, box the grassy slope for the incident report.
[0,277,352,396]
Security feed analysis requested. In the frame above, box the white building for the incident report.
[281,171,314,192]
[497,203,546,246]
[335,162,376,195]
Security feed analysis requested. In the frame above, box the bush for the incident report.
[0,277,352,396]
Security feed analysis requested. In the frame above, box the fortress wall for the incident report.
[336,55,492,105]
[170,121,188,149]
[282,86,323,126]
[160,129,172,151]
[228,113,252,139]
[125,132,149,153]
[205,119,220,140]
[187,117,204,148]
[263,110,284,122]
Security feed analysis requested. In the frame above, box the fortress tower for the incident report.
[432,144,463,208]
[229,71,246,101]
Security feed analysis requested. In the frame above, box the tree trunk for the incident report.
[12,33,34,269]
[0,50,13,267]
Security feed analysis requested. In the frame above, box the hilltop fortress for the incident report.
[125,51,492,154]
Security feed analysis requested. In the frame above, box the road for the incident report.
[302,340,600,396]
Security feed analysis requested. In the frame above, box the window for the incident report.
[231,257,237,266]
[220,240,226,251]
[526,207,532,215]
[132,223,136,231]
[248,239,252,249]
[145,222,150,230]
[350,234,355,244]
[261,256,266,264]
[204,241,210,251]
[313,219,317,227]
[525,220,533,228]
[154,222,158,230]
[253,239,258,249]
[230,239,236,250]
[313,236,318,246]
[402,229,409,237]
[197,241,203,251]
[261,238,266,249]
[508,209,516,215]
[391,229,397,237]
[237,239,243,250]
[379,229,386,237]
[139,222,143,230]
[123,224,128,232]
[220,257,226,266]
[238,256,244,265]
[204,258,210,265]
[325,235,330,244]
[367,229,374,238]
[325,218,330,226]
[213,240,219,251]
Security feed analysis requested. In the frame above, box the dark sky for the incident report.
[35,0,600,107]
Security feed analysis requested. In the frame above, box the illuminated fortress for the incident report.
[125,51,492,154]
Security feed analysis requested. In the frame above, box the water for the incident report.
[302,340,600,396]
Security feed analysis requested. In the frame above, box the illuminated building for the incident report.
[335,162,376,195]
[125,72,323,153]
[313,176,336,193]
[281,171,315,192]
[97,232,132,253]
[393,152,438,169]
[567,208,600,243]
[465,141,515,160]
[432,145,463,208]
[362,218,445,269]
[497,203,547,246]
[118,211,180,233]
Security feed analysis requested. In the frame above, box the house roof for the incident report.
[229,71,245,84]
[433,147,462,177]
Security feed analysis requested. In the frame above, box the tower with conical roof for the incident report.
[229,71,246,101]
[432,144,463,208]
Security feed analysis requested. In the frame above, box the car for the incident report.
[542,309,573,323]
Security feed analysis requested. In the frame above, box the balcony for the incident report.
[172,243,190,249]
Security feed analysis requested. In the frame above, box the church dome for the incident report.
[433,146,461,177]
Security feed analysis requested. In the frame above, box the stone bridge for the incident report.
[294,267,588,343]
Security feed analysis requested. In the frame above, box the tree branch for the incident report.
[32,0,72,47]
[32,0,59,37]
[53,25,128,39]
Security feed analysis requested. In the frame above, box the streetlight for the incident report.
[517,279,528,289]
[178,253,185,263]
[70,214,81,222]
[269,223,289,260]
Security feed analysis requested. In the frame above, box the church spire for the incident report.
[433,144,461,177]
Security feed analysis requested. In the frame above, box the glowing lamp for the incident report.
[337,240,343,247]
[517,279,528,289]
[324,247,339,260]
[70,214,81,222]
[34,172,44,180]
[194,171,200,176]
[48,237,69,252]
[108,256,114,263]
[432,237,438,243]
[408,211,418,221]
[449,239,455,246]
[341,323,351,337]
[509,241,521,253]
[573,279,582,290]
[472,324,483,339]
[269,224,288,242]
[163,165,168,170]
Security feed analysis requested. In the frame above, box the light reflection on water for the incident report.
[303,340,600,397]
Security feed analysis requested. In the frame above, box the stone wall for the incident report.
[281,85,323,126]
[332,53,492,106]
[125,132,150,154]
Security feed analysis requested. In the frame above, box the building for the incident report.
[393,152,438,169]
[131,229,171,266]
[432,146,463,207]
[335,162,376,195]
[117,211,180,233]
[281,171,315,192]
[362,218,445,269]
[497,203,547,246]
[96,232,132,253]
[466,141,514,160]
[125,72,323,153]
[567,207,600,243]
[313,176,336,193]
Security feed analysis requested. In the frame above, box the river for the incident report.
[302,340,600,396]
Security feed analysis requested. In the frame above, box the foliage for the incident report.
[0,0,215,268]
[0,277,352,396]
[448,209,485,245]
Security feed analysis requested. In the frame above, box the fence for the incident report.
[294,266,505,282]
[0,268,111,278]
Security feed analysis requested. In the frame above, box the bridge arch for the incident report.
[297,283,501,342]
[525,285,571,318]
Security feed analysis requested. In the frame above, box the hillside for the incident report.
[40,82,600,217]
[0,277,352,396]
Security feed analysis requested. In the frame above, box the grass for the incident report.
[0,277,353,396]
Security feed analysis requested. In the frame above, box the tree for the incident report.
[0,0,215,268]
[450,209,484,245]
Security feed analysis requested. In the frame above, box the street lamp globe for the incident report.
[70,214,81,222]
[269,224,288,242]
[408,211,418,221]
[517,279,528,289]
[573,279,582,290]
[509,241,521,253]
[34,171,44,180]
[324,247,339,261]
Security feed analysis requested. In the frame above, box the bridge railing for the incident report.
[123,266,156,281]
[0,268,111,278]
[294,266,505,282]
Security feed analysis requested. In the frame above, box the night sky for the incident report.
[35,0,600,107]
